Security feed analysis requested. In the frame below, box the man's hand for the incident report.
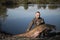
[30,31,40,38]
[26,29,30,32]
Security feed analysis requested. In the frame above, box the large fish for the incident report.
[13,24,55,38]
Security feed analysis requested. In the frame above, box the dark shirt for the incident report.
[27,17,45,31]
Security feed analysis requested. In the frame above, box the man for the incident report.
[27,11,45,31]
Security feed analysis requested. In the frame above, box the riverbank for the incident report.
[0,29,60,40]
[0,31,12,39]
[0,31,60,40]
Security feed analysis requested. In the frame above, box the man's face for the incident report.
[35,13,40,18]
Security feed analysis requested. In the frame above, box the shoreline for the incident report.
[0,31,60,40]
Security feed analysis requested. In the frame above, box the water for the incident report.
[0,4,60,35]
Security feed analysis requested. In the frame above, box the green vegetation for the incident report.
[48,5,58,9]
[0,0,60,4]
[24,4,28,10]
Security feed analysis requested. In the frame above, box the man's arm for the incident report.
[27,20,34,31]
[41,18,45,24]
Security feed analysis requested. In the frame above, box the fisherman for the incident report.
[27,11,45,31]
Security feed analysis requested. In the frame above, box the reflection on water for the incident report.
[0,4,60,34]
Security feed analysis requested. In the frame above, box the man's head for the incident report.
[35,11,40,19]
